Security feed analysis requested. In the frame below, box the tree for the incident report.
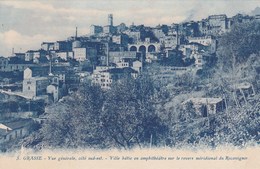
[176,101,197,123]
[38,83,106,149]
[101,76,168,149]
[22,76,169,150]
[217,21,260,71]
[159,51,185,66]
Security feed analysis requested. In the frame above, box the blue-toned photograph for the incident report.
[0,0,259,153]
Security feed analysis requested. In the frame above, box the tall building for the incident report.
[207,14,228,35]
[108,14,113,26]
[22,68,49,98]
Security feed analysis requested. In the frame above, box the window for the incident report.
[28,86,30,90]
[20,130,22,136]
[27,81,31,84]
[210,105,214,111]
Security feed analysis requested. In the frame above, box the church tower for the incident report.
[108,14,113,26]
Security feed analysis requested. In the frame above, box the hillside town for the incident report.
[0,12,259,151]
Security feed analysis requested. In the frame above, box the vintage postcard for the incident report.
[0,0,259,168]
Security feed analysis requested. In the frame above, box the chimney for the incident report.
[12,48,14,55]
[75,26,78,38]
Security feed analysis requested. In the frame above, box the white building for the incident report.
[132,60,142,73]
[193,52,205,69]
[108,51,141,64]
[115,60,129,68]
[22,77,49,99]
[25,50,47,63]
[188,36,217,53]
[47,84,59,102]
[92,67,138,90]
[0,119,32,144]
[22,68,49,98]
[160,35,178,49]
[92,71,112,90]
[73,47,97,62]
[208,14,228,34]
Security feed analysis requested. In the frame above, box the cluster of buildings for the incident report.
[0,12,259,147]
[0,119,33,145]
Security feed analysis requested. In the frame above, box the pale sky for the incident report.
[0,0,259,57]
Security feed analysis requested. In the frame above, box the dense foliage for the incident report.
[217,21,260,70]
[20,76,168,150]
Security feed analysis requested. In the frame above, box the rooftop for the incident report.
[101,67,138,74]
[0,118,33,136]
[27,65,70,77]
[31,76,49,81]
[184,97,223,105]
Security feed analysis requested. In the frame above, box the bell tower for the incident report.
[108,14,113,26]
